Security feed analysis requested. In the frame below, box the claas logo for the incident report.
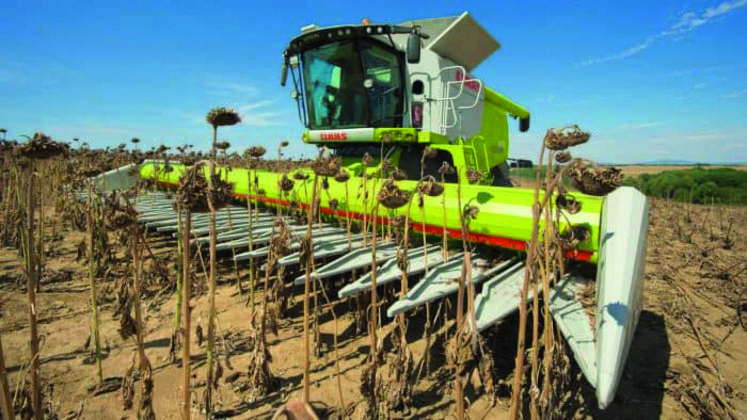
[320,132,348,141]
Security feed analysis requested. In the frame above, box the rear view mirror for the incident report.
[407,32,421,64]
[280,64,288,87]
[519,116,530,132]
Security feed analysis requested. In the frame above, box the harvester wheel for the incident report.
[398,145,458,183]
[491,163,513,187]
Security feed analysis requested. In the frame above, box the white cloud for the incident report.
[237,100,278,113]
[723,88,747,99]
[240,111,284,126]
[578,0,747,67]
[235,100,286,126]
[204,80,258,97]
[577,37,655,67]
[613,121,662,131]
[662,0,747,36]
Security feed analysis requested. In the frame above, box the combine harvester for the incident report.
[102,12,648,409]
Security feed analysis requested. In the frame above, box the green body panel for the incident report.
[485,88,530,119]
[415,131,450,144]
[476,89,511,170]
[140,161,602,262]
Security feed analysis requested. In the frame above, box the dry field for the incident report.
[615,165,747,177]
[0,196,745,419]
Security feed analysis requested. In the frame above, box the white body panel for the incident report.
[594,186,649,408]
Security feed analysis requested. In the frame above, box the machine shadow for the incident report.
[563,309,670,419]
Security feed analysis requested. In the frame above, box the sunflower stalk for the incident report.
[509,140,547,420]
[181,208,193,420]
[131,225,156,419]
[246,170,256,313]
[0,325,14,419]
[87,182,104,385]
[203,107,241,416]
[171,205,184,360]
[454,168,466,420]
[204,126,219,416]
[24,161,42,420]
[302,174,320,404]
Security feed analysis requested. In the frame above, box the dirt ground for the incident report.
[1,198,745,419]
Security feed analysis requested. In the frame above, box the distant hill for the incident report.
[619,160,747,166]
[636,159,697,165]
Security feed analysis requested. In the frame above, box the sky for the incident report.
[1,0,746,163]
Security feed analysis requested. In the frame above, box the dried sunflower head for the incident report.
[278,174,294,192]
[464,205,479,220]
[131,137,140,144]
[311,155,341,177]
[392,168,407,181]
[245,146,266,158]
[329,198,339,210]
[362,152,374,167]
[544,125,590,151]
[439,161,455,175]
[333,169,350,183]
[176,166,234,212]
[206,107,241,127]
[216,141,231,151]
[381,159,395,173]
[559,225,591,249]
[418,176,444,197]
[556,194,581,214]
[16,132,68,160]
[466,170,482,184]
[568,160,622,196]
[280,140,289,147]
[293,172,309,181]
[555,151,572,164]
[377,179,411,209]
[424,147,438,159]
[0,140,16,153]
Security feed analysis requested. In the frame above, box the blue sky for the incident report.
[1,0,746,163]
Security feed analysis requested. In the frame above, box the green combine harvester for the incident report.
[129,11,649,409]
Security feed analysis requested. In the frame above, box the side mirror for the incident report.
[519,116,530,132]
[407,32,421,64]
[280,64,288,87]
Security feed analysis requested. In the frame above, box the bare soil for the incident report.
[1,198,745,419]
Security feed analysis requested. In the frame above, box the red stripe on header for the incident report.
[155,180,593,261]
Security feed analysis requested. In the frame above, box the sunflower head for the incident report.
[16,132,68,160]
[245,146,266,158]
[206,107,242,127]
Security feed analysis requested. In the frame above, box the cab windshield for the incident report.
[301,39,403,130]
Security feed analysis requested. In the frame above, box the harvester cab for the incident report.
[281,11,530,186]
